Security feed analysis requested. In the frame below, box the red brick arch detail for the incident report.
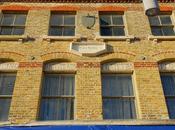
[152,51,175,62]
[1,5,174,12]
[41,52,81,62]
[50,6,80,11]
[160,6,175,11]
[0,52,25,62]
[98,6,128,11]
[100,51,136,63]
[0,5,30,11]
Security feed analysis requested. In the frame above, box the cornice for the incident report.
[0,0,175,3]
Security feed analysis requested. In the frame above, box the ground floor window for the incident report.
[102,74,136,119]
[0,73,16,121]
[39,74,75,120]
[161,74,175,119]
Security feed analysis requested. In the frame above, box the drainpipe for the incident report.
[142,0,160,16]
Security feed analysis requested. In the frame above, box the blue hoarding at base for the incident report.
[0,125,175,130]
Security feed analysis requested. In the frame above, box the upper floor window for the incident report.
[39,74,75,120]
[0,73,16,121]
[148,12,175,36]
[102,74,136,119]
[49,12,75,36]
[161,74,175,119]
[0,12,27,35]
[99,12,125,36]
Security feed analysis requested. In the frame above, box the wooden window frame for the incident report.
[0,11,27,35]
[39,73,75,120]
[160,73,175,119]
[49,12,76,36]
[99,12,125,36]
[149,12,175,36]
[102,73,136,119]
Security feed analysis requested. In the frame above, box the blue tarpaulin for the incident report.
[0,125,175,130]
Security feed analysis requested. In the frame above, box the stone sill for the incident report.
[0,35,28,42]
[0,121,10,126]
[42,35,79,42]
[2,120,175,126]
[148,35,175,42]
[96,36,135,42]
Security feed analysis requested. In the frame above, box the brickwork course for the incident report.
[0,0,175,125]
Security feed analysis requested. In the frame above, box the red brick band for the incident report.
[134,62,158,68]
[1,5,174,11]
[19,62,43,68]
[77,62,100,68]
[1,0,174,3]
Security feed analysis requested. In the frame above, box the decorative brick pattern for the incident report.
[0,1,174,124]
[77,62,100,68]
[19,62,43,68]
[134,62,158,68]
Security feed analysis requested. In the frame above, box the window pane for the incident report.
[103,98,136,119]
[102,75,133,97]
[13,28,24,35]
[113,27,125,36]
[0,74,16,95]
[149,16,160,26]
[166,98,175,119]
[100,15,111,25]
[112,15,124,25]
[162,27,175,36]
[0,27,12,35]
[42,75,74,96]
[1,14,14,26]
[14,14,27,25]
[161,75,175,96]
[151,27,163,36]
[64,15,75,25]
[160,16,172,25]
[100,27,112,36]
[0,99,11,121]
[49,27,62,36]
[40,98,74,120]
[50,15,63,26]
[63,27,75,36]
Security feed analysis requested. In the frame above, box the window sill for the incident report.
[42,35,80,42]
[0,35,28,42]
[148,35,175,42]
[23,120,175,126]
[96,35,135,42]
[0,121,11,125]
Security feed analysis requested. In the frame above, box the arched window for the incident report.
[39,62,76,120]
[0,61,18,121]
[101,62,136,119]
[159,61,175,119]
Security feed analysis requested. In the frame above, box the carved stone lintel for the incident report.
[70,42,107,57]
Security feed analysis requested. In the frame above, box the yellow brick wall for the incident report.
[0,2,174,124]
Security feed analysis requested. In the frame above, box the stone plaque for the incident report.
[44,62,76,72]
[159,62,175,71]
[102,62,134,72]
[70,42,107,56]
[0,62,19,71]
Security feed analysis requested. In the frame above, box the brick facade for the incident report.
[0,0,175,125]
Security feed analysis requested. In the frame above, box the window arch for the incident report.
[101,61,136,119]
[159,61,175,119]
[0,61,18,121]
[39,61,76,120]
